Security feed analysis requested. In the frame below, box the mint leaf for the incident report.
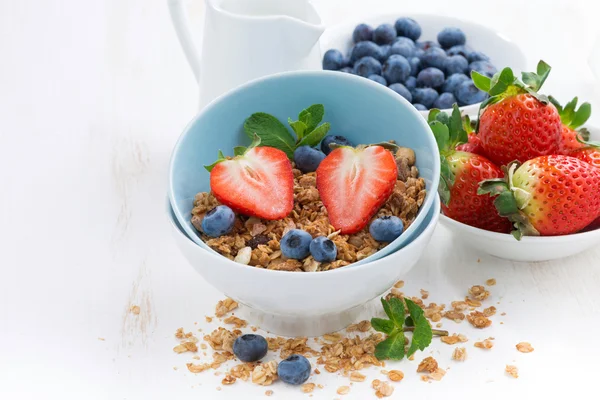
[380,297,404,327]
[371,318,396,334]
[297,122,331,148]
[288,118,307,140]
[405,298,424,321]
[233,146,246,156]
[407,316,432,357]
[298,104,324,132]
[471,71,491,92]
[244,112,296,159]
[374,331,405,360]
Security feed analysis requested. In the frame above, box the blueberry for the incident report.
[437,27,466,49]
[278,355,311,385]
[383,54,411,84]
[309,236,337,262]
[233,334,268,362]
[441,73,470,94]
[468,60,497,78]
[412,87,439,108]
[455,80,488,106]
[373,23,396,45]
[413,103,428,111]
[293,146,325,173]
[389,83,412,102]
[368,74,387,86]
[405,76,417,90]
[353,23,374,43]
[393,37,416,48]
[339,66,353,74]
[389,41,413,59]
[379,44,391,60]
[321,135,352,155]
[369,216,404,242]
[353,56,382,77]
[416,40,440,51]
[322,49,346,71]
[446,44,473,59]
[350,41,383,63]
[201,205,235,237]
[433,92,458,109]
[444,55,468,75]
[394,17,421,41]
[421,47,447,70]
[413,48,425,59]
[468,51,490,63]
[417,67,445,89]
[280,229,312,259]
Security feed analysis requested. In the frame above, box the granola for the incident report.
[388,370,404,382]
[467,311,492,329]
[440,333,468,345]
[252,361,278,386]
[516,342,534,353]
[505,365,519,378]
[474,338,494,349]
[372,380,394,398]
[417,356,438,373]
[452,347,467,361]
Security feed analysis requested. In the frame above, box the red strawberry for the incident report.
[316,145,397,234]
[548,96,592,154]
[431,105,512,233]
[571,147,600,169]
[456,133,485,156]
[479,155,600,238]
[207,142,294,220]
[473,61,562,165]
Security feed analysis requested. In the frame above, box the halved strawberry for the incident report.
[316,145,397,234]
[207,139,294,220]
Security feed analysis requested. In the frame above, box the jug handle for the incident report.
[168,0,201,83]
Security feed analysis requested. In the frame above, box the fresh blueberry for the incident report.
[412,87,439,108]
[339,66,353,74]
[350,41,384,63]
[394,17,421,41]
[353,56,382,77]
[309,236,337,262]
[421,47,447,70]
[433,92,458,109]
[379,44,391,60]
[369,216,404,242]
[321,135,352,155]
[455,80,488,106]
[389,83,412,103]
[468,51,490,63]
[322,49,346,71]
[417,67,445,88]
[368,74,387,86]
[444,55,468,75]
[393,36,416,48]
[373,23,396,45]
[441,73,470,94]
[389,41,413,59]
[280,229,312,259]
[412,48,425,59]
[416,40,440,51]
[233,334,268,362]
[278,355,311,385]
[437,27,466,49]
[446,44,473,59]
[383,54,411,84]
[405,76,417,90]
[293,146,325,173]
[201,205,235,237]
[413,103,427,111]
[353,23,374,43]
[469,60,497,78]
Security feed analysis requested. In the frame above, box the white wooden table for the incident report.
[1,0,600,398]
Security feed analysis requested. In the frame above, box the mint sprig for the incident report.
[371,297,448,361]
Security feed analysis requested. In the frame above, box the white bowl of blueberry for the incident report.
[320,14,527,116]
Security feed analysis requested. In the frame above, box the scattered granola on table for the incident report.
[474,338,494,349]
[452,347,467,361]
[516,342,534,353]
[505,365,519,378]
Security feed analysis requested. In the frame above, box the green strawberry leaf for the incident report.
[298,104,325,132]
[471,71,491,93]
[548,96,563,113]
[438,174,452,205]
[204,150,227,172]
[244,112,296,159]
[522,60,551,92]
[571,102,591,129]
[289,118,308,140]
[439,158,455,206]
[374,331,405,361]
[428,109,441,123]
[488,67,515,96]
[463,115,474,134]
[297,122,331,148]
[371,318,396,334]
[233,146,246,156]
[549,96,592,129]
[435,112,450,125]
[429,121,450,153]
[449,104,467,145]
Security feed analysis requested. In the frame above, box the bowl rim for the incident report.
[168,69,441,263]
[168,195,441,278]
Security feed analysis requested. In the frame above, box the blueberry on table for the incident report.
[201,205,235,237]
[389,83,412,103]
[353,23,374,43]
[455,80,488,105]
[469,60,497,78]
[468,51,490,63]
[294,146,325,173]
[233,334,268,362]
[309,236,337,262]
[350,41,383,63]
[395,17,421,41]
[444,55,468,75]
[368,74,387,85]
[281,229,312,259]
[278,355,311,385]
[369,216,404,242]
[408,57,421,77]
[379,44,391,60]
[446,44,472,59]
[412,87,439,108]
[339,66,353,74]
[441,73,469,94]
[389,41,413,59]
[433,92,458,109]
[437,27,466,49]
[417,67,445,89]
[421,47,447,70]
[373,23,396,45]
[405,76,417,90]
[383,54,410,84]
[416,40,440,51]
[321,135,352,155]
[353,56,382,77]
[413,103,427,111]
[322,49,346,71]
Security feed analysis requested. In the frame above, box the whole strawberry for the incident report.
[473,60,562,165]
[571,147,600,169]
[548,96,592,154]
[479,155,600,239]
[455,115,486,156]
[429,106,512,233]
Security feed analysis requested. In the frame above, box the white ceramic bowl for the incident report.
[168,196,441,337]
[320,13,528,117]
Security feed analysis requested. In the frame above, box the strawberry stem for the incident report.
[404,326,448,336]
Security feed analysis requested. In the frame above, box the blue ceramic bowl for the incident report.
[169,71,440,266]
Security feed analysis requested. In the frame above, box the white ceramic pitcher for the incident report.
[168,0,325,109]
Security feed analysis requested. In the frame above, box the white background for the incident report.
[1,0,600,399]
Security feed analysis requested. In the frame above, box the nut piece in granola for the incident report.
[474,338,494,349]
[505,365,519,378]
[516,342,534,353]
[441,333,468,345]
[452,347,467,361]
[468,285,490,301]
[372,379,394,398]
[467,311,492,329]
[252,360,278,386]
[417,356,438,373]
[215,298,238,318]
[388,370,404,382]
[302,383,316,393]
[222,375,236,385]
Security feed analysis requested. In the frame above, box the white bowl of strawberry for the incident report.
[432,61,600,262]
